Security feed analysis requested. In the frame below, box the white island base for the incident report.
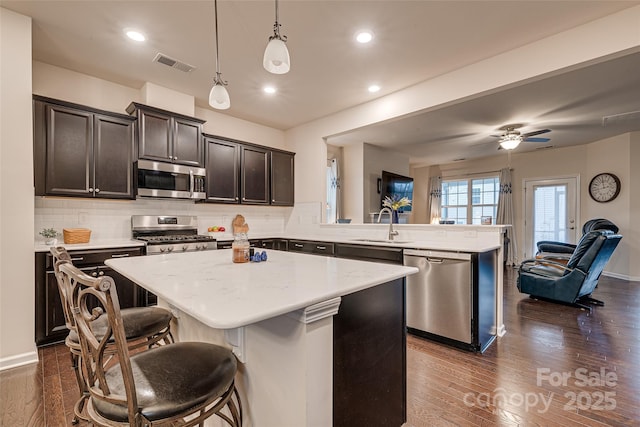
[163,296,339,427]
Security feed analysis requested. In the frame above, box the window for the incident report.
[441,176,499,224]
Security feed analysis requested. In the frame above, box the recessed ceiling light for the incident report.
[125,30,146,42]
[263,86,277,94]
[368,85,380,93]
[355,31,373,44]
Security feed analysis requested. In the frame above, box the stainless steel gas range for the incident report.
[132,215,217,255]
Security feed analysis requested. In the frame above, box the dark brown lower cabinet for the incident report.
[333,278,406,427]
[35,246,146,346]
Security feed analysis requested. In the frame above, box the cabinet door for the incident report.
[42,270,69,344]
[241,146,269,204]
[205,137,240,203]
[44,104,93,196]
[94,114,135,199]
[138,108,172,162]
[270,151,295,206]
[173,117,204,166]
[99,266,138,309]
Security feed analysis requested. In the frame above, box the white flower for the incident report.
[383,196,411,210]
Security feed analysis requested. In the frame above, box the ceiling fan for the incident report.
[492,124,551,150]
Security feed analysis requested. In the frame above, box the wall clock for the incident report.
[588,172,620,203]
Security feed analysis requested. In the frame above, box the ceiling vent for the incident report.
[535,145,554,150]
[602,110,640,127]
[153,53,195,73]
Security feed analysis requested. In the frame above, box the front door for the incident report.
[523,176,579,259]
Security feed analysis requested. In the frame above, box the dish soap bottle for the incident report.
[232,233,250,263]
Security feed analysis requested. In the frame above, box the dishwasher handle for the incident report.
[404,248,471,261]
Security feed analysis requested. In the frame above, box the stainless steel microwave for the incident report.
[137,159,206,200]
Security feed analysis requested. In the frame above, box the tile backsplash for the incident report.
[34,197,299,241]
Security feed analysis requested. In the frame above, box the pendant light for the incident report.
[263,0,290,74]
[209,0,230,109]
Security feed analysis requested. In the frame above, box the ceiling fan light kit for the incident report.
[209,0,230,110]
[494,124,551,150]
[499,134,522,150]
[263,0,290,74]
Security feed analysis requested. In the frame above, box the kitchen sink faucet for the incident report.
[378,207,400,241]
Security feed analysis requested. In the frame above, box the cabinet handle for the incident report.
[294,244,303,248]
[95,188,100,193]
[174,156,178,160]
[91,272,98,277]
[88,188,93,193]
[71,257,84,261]
[99,271,104,276]
[111,254,130,258]
[316,246,326,250]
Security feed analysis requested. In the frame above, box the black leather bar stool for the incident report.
[50,247,174,424]
[58,260,242,427]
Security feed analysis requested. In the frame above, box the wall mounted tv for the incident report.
[380,170,414,212]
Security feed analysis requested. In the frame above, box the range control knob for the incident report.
[182,245,188,252]
[160,247,166,253]
[167,246,174,252]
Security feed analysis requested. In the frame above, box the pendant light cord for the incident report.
[214,0,221,75]
[271,0,286,41]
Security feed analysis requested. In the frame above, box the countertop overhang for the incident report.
[106,249,418,330]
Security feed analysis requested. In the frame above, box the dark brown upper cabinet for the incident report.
[241,145,270,205]
[33,96,135,199]
[270,150,295,206]
[203,134,295,206]
[205,136,240,203]
[126,102,205,167]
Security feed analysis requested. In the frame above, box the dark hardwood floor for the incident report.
[1,268,638,426]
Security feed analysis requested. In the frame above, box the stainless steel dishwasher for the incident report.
[404,249,473,344]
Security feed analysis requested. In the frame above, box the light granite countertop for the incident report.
[34,238,144,252]
[106,249,418,330]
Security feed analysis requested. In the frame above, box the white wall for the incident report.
[0,8,37,369]
[341,143,364,223]
[585,134,632,277]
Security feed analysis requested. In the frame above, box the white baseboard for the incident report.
[0,350,39,371]
[602,271,640,282]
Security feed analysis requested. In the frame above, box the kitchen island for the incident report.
[107,249,418,427]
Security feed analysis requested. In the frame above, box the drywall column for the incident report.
[0,8,37,369]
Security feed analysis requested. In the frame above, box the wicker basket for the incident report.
[63,228,91,244]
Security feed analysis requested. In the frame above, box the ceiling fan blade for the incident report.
[521,129,551,138]
[524,137,551,143]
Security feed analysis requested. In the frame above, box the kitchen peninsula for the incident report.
[107,249,418,427]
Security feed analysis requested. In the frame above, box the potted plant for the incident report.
[39,227,59,245]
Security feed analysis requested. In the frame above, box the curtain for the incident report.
[428,176,442,224]
[496,168,518,266]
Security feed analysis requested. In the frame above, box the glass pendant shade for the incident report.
[209,83,230,110]
[263,38,290,74]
